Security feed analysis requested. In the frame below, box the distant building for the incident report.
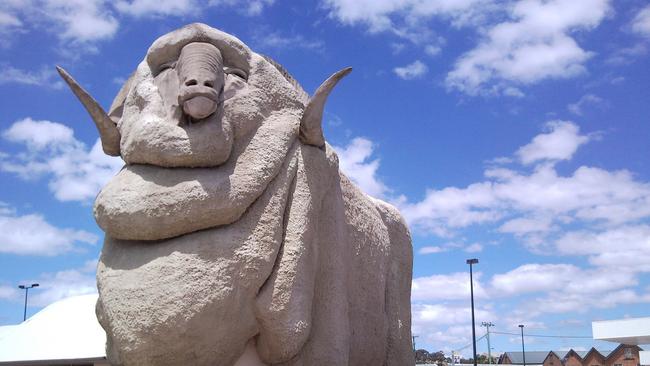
[499,351,556,365]
[498,346,643,366]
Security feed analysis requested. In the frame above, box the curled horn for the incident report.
[56,66,121,156]
[300,67,352,147]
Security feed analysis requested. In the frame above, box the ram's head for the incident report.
[58,23,349,168]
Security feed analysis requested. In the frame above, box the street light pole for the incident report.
[482,321,494,364]
[18,283,39,321]
[412,335,419,366]
[466,258,479,366]
[519,324,526,366]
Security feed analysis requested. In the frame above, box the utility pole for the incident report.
[412,335,419,365]
[481,322,494,364]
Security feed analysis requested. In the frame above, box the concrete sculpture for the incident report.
[58,23,413,366]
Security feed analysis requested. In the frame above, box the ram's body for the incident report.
[61,23,413,366]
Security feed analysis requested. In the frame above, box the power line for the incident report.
[452,330,592,356]
[455,333,488,353]
[491,331,592,339]
[448,329,592,365]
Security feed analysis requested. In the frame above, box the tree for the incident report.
[415,349,448,365]
[477,354,498,364]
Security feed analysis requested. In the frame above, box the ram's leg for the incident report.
[375,201,415,366]
[254,151,319,365]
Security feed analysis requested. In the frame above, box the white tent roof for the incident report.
[592,317,650,345]
[0,294,106,364]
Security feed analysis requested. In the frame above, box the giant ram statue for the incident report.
[58,23,414,366]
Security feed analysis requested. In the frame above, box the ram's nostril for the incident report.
[185,79,197,87]
[204,81,214,88]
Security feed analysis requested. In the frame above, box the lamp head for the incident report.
[466,258,479,264]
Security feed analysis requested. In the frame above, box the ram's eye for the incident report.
[158,61,176,73]
[225,67,248,81]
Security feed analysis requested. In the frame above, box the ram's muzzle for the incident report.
[177,42,225,120]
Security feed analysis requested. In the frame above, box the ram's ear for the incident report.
[108,71,135,123]
[56,66,121,156]
[299,67,352,147]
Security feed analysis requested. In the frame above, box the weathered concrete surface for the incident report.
[61,22,413,366]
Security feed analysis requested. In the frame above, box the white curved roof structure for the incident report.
[0,294,107,365]
[592,317,650,366]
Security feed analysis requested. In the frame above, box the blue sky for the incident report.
[1,0,649,356]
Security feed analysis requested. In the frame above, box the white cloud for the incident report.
[322,0,492,34]
[489,262,650,318]
[393,60,428,80]
[503,87,525,98]
[2,0,276,49]
[515,121,590,165]
[1,118,124,202]
[0,64,64,89]
[412,272,486,301]
[567,94,605,116]
[498,216,554,236]
[210,0,274,16]
[446,0,611,95]
[390,42,406,54]
[606,43,648,65]
[0,12,21,28]
[490,263,637,296]
[413,303,494,326]
[321,0,495,63]
[334,137,389,198]
[412,303,496,347]
[243,0,274,16]
[48,0,118,43]
[398,181,500,234]
[497,165,650,225]
[252,31,324,52]
[555,225,650,270]
[0,0,118,48]
[0,285,19,300]
[27,261,98,307]
[416,324,474,350]
[418,241,481,255]
[3,118,76,149]
[418,246,447,254]
[424,44,442,56]
[522,289,650,316]
[631,5,650,37]
[463,242,483,253]
[114,0,198,17]
[2,260,98,310]
[0,2,27,45]
[399,120,650,239]
[0,207,97,256]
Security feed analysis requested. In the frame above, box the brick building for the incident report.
[498,345,643,366]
